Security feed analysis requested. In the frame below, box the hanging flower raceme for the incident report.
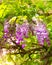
[20,22,29,37]
[4,21,10,38]
[16,24,23,44]
[16,22,29,48]
[4,21,13,44]
[32,17,50,46]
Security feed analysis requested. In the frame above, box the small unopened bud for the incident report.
[22,44,26,48]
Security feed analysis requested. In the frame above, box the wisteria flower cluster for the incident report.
[4,20,29,48]
[32,17,50,46]
[35,23,50,46]
[4,21,10,38]
[4,17,50,49]
[16,22,29,48]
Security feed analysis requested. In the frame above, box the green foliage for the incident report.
[0,0,51,22]
[0,24,3,38]
[47,22,52,39]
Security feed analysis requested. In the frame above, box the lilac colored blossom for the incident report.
[16,40,20,44]
[46,37,50,45]
[20,23,29,37]
[16,22,29,45]
[4,22,9,33]
[16,32,23,41]
[4,33,8,38]
[34,22,50,46]
[22,44,26,48]
[16,24,23,44]
[4,22,10,38]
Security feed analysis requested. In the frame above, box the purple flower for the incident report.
[34,22,50,46]
[16,23,29,45]
[4,22,10,39]
[4,22,9,33]
[46,38,50,45]
[20,23,29,37]
[22,44,26,48]
[16,40,20,44]
[4,33,8,38]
